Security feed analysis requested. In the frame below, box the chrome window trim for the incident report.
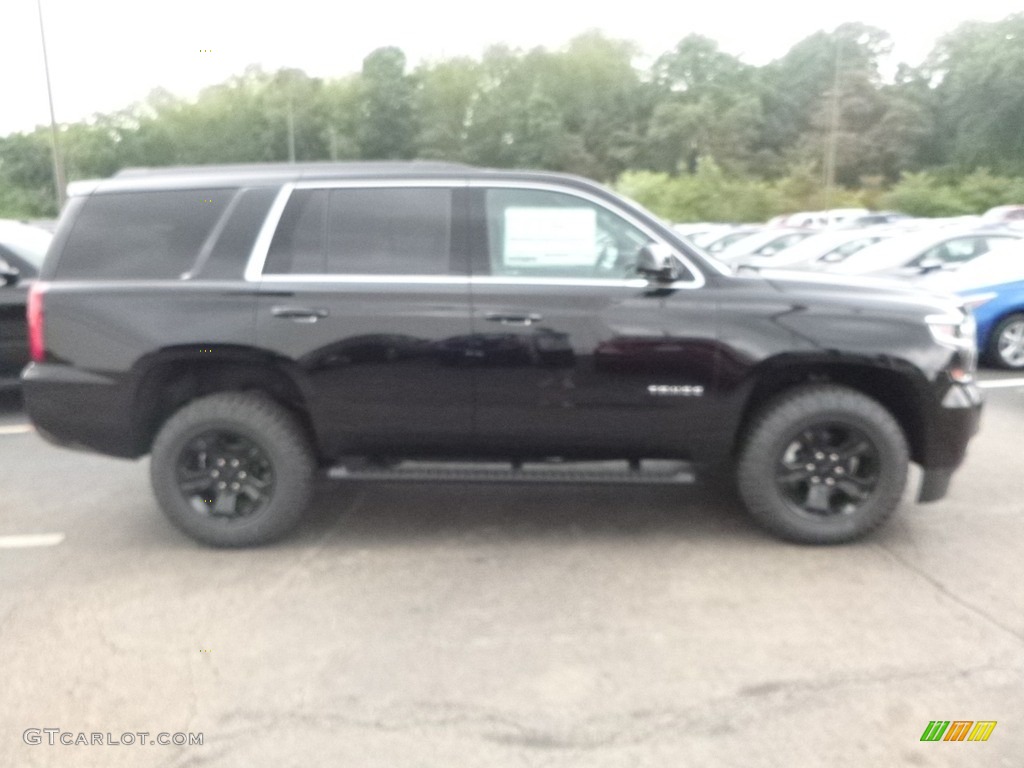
[183,187,244,280]
[244,178,706,289]
[245,182,296,282]
[292,179,465,190]
[252,274,653,289]
[469,276,650,289]
[256,274,471,285]
[244,180,464,282]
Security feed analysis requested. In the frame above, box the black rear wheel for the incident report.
[737,385,908,544]
[150,392,314,546]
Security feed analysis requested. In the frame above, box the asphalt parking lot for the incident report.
[1,374,1022,767]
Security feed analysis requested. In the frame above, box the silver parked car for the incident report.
[822,228,1022,277]
[731,228,893,270]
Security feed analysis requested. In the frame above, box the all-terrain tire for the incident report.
[737,384,909,544]
[150,392,314,547]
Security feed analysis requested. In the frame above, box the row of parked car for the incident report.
[673,210,1024,369]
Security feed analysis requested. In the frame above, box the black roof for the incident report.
[64,161,597,196]
[113,160,471,179]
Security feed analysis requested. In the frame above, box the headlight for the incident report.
[926,311,974,347]
[926,309,977,381]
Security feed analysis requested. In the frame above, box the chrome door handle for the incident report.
[484,312,543,326]
[271,306,328,323]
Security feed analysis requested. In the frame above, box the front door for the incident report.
[466,184,719,459]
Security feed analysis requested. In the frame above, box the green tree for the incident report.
[642,35,762,175]
[321,75,362,160]
[759,23,893,181]
[414,57,481,161]
[924,14,1024,174]
[0,131,56,216]
[358,47,417,159]
[545,32,648,179]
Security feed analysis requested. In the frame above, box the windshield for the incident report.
[924,240,1024,290]
[773,230,884,262]
[719,230,790,255]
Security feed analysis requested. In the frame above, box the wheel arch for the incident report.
[129,345,317,458]
[731,356,929,466]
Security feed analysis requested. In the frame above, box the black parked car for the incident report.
[22,163,983,546]
[0,220,51,387]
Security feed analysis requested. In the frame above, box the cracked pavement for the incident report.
[1,377,1022,767]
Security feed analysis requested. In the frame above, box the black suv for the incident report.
[22,163,983,546]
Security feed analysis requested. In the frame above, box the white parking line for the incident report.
[0,424,33,435]
[977,378,1024,390]
[0,533,65,549]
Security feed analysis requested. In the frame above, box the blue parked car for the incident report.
[925,241,1024,369]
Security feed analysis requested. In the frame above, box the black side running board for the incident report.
[325,459,695,485]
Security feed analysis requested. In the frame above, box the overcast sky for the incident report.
[1,0,1020,137]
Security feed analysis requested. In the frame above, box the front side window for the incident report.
[484,188,652,279]
[917,237,986,267]
[831,236,881,259]
[264,187,453,276]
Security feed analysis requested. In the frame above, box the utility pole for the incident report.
[823,38,842,213]
[36,0,66,210]
[287,95,296,163]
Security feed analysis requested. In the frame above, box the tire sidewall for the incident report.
[739,389,908,544]
[151,396,311,546]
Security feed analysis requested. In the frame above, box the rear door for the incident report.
[251,181,475,459]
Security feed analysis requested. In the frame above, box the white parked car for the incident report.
[716,228,816,263]
[732,228,893,270]
[821,228,1022,277]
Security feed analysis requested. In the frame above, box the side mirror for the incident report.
[636,244,679,283]
[0,261,20,287]
[916,258,944,274]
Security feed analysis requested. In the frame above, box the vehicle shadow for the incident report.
[295,478,764,548]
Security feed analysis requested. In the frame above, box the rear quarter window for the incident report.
[55,188,235,280]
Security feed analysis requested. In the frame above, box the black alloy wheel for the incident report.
[775,423,880,518]
[176,430,275,519]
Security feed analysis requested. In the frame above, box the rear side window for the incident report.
[263,187,452,276]
[55,189,234,280]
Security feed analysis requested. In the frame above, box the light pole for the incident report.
[36,0,66,211]
[823,38,842,212]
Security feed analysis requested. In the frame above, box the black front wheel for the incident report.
[737,385,909,544]
[150,392,314,546]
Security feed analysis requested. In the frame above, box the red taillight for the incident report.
[27,281,48,362]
